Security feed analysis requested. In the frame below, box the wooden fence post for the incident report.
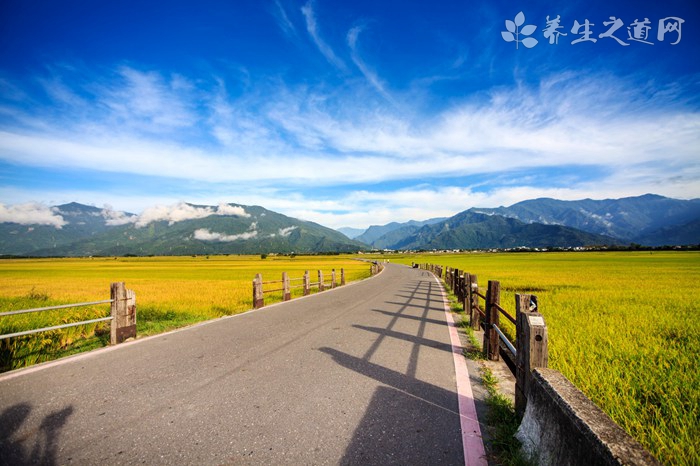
[253,273,264,309]
[303,270,310,296]
[468,274,480,330]
[340,268,345,286]
[455,270,464,303]
[318,270,324,291]
[515,295,547,418]
[110,282,136,345]
[331,269,336,289]
[462,272,470,316]
[483,280,501,360]
[283,272,291,301]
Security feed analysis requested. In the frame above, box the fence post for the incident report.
[253,273,264,309]
[303,270,310,296]
[318,270,324,291]
[110,282,136,345]
[468,274,480,330]
[455,270,464,303]
[331,269,336,289]
[515,297,547,418]
[283,272,291,301]
[483,280,501,360]
[462,272,470,317]
[340,268,345,286]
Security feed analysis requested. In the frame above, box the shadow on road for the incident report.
[0,402,74,466]
[320,274,465,464]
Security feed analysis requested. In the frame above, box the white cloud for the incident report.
[0,202,67,228]
[194,228,258,242]
[136,202,215,227]
[126,202,251,227]
[278,226,298,237]
[217,203,250,217]
[101,204,137,226]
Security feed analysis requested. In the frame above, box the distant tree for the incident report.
[261,253,268,259]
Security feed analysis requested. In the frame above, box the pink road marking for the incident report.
[434,274,487,466]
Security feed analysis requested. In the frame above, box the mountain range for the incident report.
[346,194,700,250]
[0,202,364,256]
[1,194,697,256]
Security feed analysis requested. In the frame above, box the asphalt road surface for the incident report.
[0,263,485,465]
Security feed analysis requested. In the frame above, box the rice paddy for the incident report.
[1,251,697,464]
[0,255,371,371]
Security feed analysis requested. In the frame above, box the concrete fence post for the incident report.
[318,270,324,291]
[331,269,336,289]
[110,282,136,345]
[340,268,345,286]
[516,296,547,418]
[253,273,264,309]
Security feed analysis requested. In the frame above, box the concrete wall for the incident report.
[516,368,661,466]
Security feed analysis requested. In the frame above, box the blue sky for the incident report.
[0,0,698,229]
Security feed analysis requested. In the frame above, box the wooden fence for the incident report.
[0,282,137,346]
[252,263,383,309]
[417,263,547,416]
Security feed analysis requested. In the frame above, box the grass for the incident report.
[380,251,699,466]
[451,284,530,465]
[0,254,372,372]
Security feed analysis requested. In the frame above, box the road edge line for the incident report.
[433,274,487,466]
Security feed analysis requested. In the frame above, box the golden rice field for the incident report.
[0,255,372,372]
[382,251,699,466]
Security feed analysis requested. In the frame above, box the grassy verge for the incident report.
[444,278,531,465]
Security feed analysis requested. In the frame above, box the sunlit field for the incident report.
[0,255,371,371]
[381,251,699,466]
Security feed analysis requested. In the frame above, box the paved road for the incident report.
[0,263,484,465]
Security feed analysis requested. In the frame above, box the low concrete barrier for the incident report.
[516,368,661,466]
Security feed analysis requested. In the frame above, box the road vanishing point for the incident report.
[0,263,486,465]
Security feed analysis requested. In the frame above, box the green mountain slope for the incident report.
[476,194,700,244]
[1,203,365,256]
[388,211,620,250]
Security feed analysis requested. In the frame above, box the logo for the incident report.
[501,11,684,49]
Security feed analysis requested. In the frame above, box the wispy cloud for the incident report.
[272,0,297,37]
[1,62,698,229]
[301,1,346,70]
[347,25,393,102]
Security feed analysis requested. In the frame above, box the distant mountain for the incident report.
[0,203,366,256]
[383,210,620,250]
[474,194,700,246]
[355,218,446,246]
[367,194,699,249]
[337,227,365,239]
